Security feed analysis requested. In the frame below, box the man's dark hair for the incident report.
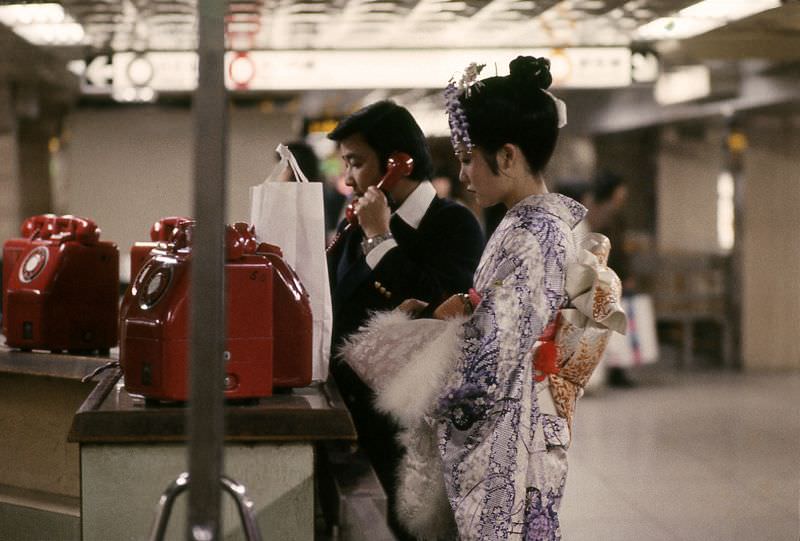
[327,100,433,181]
[592,170,625,204]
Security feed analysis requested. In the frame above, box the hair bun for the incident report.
[509,56,552,90]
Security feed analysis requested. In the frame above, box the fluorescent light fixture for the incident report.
[0,2,86,46]
[637,16,719,40]
[680,0,780,20]
[0,3,65,25]
[717,171,735,251]
[636,0,781,40]
[13,22,85,45]
[654,65,710,105]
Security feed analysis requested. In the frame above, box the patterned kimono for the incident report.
[432,193,584,540]
[341,193,624,540]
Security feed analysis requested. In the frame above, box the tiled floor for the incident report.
[559,363,800,541]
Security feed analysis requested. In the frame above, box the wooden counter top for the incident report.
[69,370,357,444]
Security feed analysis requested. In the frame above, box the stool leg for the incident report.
[682,318,694,368]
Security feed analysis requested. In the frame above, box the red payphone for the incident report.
[2,214,119,353]
[119,221,312,401]
[129,216,193,282]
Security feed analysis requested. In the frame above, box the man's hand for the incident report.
[356,186,391,238]
[433,294,470,320]
[398,298,429,316]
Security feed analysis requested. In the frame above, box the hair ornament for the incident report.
[445,62,485,151]
[544,90,568,129]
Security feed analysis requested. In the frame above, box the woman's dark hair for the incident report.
[461,56,559,174]
[327,100,433,181]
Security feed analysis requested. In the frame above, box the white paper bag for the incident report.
[249,144,331,381]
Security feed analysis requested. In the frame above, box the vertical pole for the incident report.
[723,116,745,370]
[187,0,227,539]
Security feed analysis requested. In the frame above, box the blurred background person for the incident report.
[276,140,346,237]
[586,170,636,387]
[586,171,630,288]
[431,166,482,223]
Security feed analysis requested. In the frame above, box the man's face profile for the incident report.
[338,133,382,197]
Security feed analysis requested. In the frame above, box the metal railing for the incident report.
[149,473,263,541]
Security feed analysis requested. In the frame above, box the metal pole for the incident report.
[724,116,745,370]
[187,0,227,538]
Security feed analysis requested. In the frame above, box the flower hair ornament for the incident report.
[444,60,568,152]
[444,62,485,151]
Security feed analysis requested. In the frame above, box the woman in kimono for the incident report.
[341,56,625,540]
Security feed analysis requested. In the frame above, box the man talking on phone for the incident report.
[326,100,483,538]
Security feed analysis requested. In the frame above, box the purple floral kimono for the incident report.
[341,193,624,540]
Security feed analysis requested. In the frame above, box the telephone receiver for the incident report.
[151,216,193,243]
[21,214,99,245]
[344,152,414,226]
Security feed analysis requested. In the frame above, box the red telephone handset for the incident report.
[20,214,57,239]
[52,215,99,244]
[151,216,193,243]
[327,152,413,252]
[344,152,414,226]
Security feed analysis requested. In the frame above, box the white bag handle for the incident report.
[270,143,310,184]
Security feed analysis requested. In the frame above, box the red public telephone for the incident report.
[327,152,414,252]
[119,220,312,401]
[2,214,119,353]
[129,216,193,282]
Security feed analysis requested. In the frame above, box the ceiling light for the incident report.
[0,3,64,25]
[636,0,781,40]
[654,65,710,105]
[637,17,716,40]
[679,0,781,20]
[0,3,86,46]
[13,22,85,45]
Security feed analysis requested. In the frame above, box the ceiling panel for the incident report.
[0,0,716,52]
[1,0,798,113]
[0,0,794,59]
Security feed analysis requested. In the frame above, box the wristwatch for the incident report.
[361,232,393,256]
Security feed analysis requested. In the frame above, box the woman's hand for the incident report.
[356,186,391,238]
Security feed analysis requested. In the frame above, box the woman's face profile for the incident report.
[457,146,505,208]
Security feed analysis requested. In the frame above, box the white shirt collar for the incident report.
[395,180,436,230]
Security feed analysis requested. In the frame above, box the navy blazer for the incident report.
[327,195,484,354]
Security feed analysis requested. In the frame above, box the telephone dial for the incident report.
[2,214,119,353]
[327,152,414,252]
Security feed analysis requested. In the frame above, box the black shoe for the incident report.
[607,367,635,388]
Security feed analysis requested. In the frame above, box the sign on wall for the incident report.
[94,47,643,100]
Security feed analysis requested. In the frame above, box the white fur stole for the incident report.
[339,309,467,539]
